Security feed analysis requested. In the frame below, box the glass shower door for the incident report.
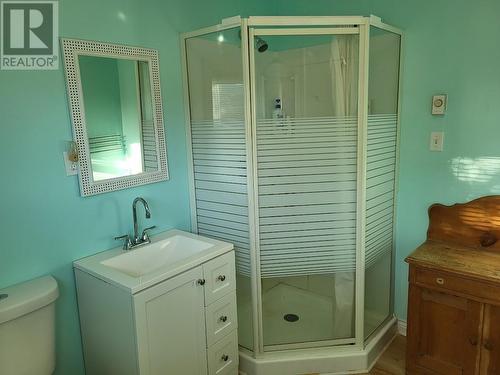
[184,26,254,351]
[364,26,401,339]
[250,28,361,348]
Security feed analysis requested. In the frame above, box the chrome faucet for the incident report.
[115,197,156,250]
[133,197,151,243]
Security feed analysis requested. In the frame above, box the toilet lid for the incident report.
[0,276,59,324]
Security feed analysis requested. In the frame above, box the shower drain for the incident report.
[283,313,299,322]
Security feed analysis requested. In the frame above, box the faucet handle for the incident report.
[141,226,156,242]
[115,234,132,250]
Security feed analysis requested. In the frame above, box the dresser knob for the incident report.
[480,232,497,247]
[435,277,445,285]
[469,337,478,346]
[217,275,226,282]
[221,354,229,362]
[484,340,494,351]
[219,315,228,323]
[197,279,206,286]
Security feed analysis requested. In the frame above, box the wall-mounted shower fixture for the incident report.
[255,36,268,52]
[238,31,269,52]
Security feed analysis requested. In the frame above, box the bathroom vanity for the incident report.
[74,230,238,375]
[406,196,500,375]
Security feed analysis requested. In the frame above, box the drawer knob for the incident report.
[480,232,497,247]
[221,354,229,362]
[469,337,478,346]
[197,279,206,286]
[435,277,445,285]
[219,315,228,323]
[484,340,494,351]
[217,275,226,282]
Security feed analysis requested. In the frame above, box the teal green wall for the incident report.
[271,0,500,320]
[0,0,271,373]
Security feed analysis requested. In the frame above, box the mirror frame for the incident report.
[61,38,169,196]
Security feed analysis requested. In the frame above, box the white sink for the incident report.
[73,229,233,293]
[100,234,213,277]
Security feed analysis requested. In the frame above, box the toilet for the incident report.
[0,276,59,375]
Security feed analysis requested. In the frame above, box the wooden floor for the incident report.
[363,335,406,375]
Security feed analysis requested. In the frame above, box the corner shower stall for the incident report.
[182,15,402,374]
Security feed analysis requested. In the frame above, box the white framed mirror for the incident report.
[61,38,168,196]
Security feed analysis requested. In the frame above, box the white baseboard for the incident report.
[397,319,407,336]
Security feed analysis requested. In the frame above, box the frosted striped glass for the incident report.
[365,114,397,268]
[256,116,358,277]
[142,120,158,172]
[191,119,251,276]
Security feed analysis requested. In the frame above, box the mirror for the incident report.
[61,39,168,196]
[78,56,155,181]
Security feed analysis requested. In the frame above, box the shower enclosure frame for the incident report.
[181,14,403,372]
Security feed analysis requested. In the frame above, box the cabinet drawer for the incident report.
[415,267,500,304]
[206,291,237,346]
[207,330,238,375]
[203,252,236,305]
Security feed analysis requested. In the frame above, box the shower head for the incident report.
[256,37,268,53]
[237,31,269,53]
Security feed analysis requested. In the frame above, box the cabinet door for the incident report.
[480,304,500,374]
[134,266,207,375]
[407,285,482,375]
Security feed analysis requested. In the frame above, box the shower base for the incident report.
[238,278,355,349]
[262,283,336,345]
[238,280,397,374]
[239,316,396,375]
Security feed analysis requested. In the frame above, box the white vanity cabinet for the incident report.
[133,266,207,375]
[75,248,238,375]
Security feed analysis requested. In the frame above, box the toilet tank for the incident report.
[0,276,59,375]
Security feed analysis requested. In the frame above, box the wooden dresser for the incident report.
[406,196,500,375]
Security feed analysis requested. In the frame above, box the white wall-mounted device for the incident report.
[63,141,79,176]
[432,95,447,115]
[430,132,444,151]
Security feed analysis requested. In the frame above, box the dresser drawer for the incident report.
[207,330,238,375]
[414,267,500,304]
[206,291,237,346]
[203,252,236,305]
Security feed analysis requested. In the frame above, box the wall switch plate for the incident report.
[430,132,444,151]
[432,94,447,115]
[63,151,78,176]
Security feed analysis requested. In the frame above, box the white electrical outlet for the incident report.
[430,132,444,152]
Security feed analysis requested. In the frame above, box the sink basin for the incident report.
[101,234,213,277]
[74,229,233,293]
